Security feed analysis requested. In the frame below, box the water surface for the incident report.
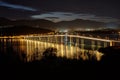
[0,38,104,64]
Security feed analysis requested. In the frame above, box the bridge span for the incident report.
[24,34,120,49]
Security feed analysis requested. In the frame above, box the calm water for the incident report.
[0,38,103,63]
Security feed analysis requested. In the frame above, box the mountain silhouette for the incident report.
[56,19,105,30]
[0,17,119,34]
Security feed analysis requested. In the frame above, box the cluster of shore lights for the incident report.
[0,36,23,38]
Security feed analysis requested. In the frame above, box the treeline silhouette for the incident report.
[99,46,120,64]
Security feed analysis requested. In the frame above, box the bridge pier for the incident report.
[91,40,95,50]
[104,42,107,48]
[70,36,73,58]
[97,41,101,49]
[76,37,79,59]
[81,39,84,49]
[110,41,114,46]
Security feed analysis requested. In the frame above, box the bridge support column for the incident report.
[110,41,114,46]
[70,36,73,58]
[91,40,95,50]
[61,36,62,44]
[81,39,84,49]
[76,37,79,59]
[104,42,107,48]
[70,36,72,46]
[97,41,101,49]
[56,36,57,44]
[54,36,57,48]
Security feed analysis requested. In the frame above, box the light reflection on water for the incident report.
[0,39,103,62]
[20,39,103,62]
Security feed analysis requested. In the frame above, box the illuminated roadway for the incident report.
[24,34,120,42]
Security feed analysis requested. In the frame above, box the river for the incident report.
[0,38,104,64]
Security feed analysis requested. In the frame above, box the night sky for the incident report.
[0,0,120,25]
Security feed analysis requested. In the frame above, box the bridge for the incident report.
[2,34,118,61]
[0,34,119,61]
[24,34,120,50]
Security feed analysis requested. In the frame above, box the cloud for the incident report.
[31,12,120,23]
[44,17,59,19]
[43,17,59,22]
[0,1,36,11]
[31,12,78,22]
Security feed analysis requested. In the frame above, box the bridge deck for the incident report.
[24,35,120,43]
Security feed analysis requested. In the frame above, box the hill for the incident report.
[0,25,54,36]
[56,19,105,30]
[0,17,106,30]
